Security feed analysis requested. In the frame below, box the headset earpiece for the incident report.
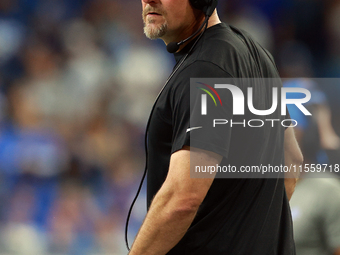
[190,0,211,10]
[190,0,218,17]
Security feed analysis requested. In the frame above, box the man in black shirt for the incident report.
[129,0,303,254]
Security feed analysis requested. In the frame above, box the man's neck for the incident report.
[164,11,221,53]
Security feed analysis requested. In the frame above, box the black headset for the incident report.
[125,0,218,251]
[191,0,218,16]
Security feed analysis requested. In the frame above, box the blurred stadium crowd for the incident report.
[0,0,339,254]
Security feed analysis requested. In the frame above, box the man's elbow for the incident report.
[169,194,202,218]
[296,151,304,166]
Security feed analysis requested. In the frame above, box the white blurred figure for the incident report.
[290,173,340,255]
[114,44,172,128]
[61,19,113,124]
[1,184,48,255]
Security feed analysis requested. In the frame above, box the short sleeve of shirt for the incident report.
[170,61,233,157]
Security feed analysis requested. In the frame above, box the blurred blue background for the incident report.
[0,0,340,254]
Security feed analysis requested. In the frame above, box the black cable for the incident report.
[125,19,209,252]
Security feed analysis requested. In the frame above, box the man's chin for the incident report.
[144,23,167,40]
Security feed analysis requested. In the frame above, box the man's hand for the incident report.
[284,126,303,201]
[129,146,222,255]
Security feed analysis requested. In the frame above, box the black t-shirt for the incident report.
[147,23,295,255]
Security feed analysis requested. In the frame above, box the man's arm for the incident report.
[284,126,303,201]
[129,146,222,255]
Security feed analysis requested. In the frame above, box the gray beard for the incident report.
[143,23,167,40]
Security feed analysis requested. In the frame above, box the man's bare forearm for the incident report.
[129,186,199,255]
[284,127,303,201]
[129,147,219,254]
